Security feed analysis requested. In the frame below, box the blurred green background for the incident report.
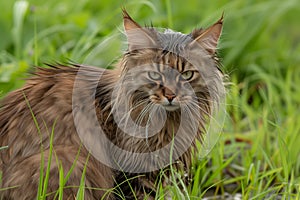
[0,0,299,198]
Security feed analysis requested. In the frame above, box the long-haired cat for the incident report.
[0,10,224,199]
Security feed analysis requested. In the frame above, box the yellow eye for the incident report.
[181,71,194,80]
[148,71,162,80]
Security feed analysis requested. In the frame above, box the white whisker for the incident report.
[188,99,223,129]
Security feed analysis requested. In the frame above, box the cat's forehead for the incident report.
[163,29,184,35]
[151,51,195,72]
[155,29,193,54]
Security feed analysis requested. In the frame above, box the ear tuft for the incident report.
[122,8,142,31]
[121,7,130,18]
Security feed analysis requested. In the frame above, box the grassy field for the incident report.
[1,0,300,199]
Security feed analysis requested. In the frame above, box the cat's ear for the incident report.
[122,9,158,51]
[190,14,223,54]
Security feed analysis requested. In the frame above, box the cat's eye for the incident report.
[181,71,194,81]
[148,71,162,80]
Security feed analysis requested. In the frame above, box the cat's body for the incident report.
[0,10,224,199]
[0,66,115,199]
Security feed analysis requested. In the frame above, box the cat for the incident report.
[0,9,224,199]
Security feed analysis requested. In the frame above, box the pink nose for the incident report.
[164,87,176,102]
[165,94,176,102]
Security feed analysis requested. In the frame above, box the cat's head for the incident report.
[115,9,224,114]
[104,10,227,171]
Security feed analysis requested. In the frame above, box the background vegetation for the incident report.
[0,0,299,199]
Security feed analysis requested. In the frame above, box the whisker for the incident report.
[188,100,224,129]
[115,99,149,132]
[134,102,152,127]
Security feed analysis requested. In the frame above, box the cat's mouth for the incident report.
[149,94,181,111]
[163,104,180,111]
[157,96,181,111]
[162,103,180,111]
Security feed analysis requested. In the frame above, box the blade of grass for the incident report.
[41,119,57,199]
[52,145,82,199]
[165,0,173,28]
[0,146,8,151]
[63,145,82,186]
[12,0,29,59]
[76,153,90,199]
[58,161,64,200]
[23,92,45,199]
[33,9,38,66]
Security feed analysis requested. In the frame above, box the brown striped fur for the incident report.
[0,10,224,199]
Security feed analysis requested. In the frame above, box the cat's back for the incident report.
[0,66,73,162]
[0,65,117,199]
[0,65,107,163]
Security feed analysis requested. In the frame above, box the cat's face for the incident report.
[146,61,195,112]
[111,10,224,133]
[125,51,200,112]
[119,10,223,112]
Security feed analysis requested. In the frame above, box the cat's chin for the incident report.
[163,105,180,111]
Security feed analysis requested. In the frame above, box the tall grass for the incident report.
[1,0,300,199]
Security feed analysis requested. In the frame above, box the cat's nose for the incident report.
[164,87,176,102]
[166,94,176,102]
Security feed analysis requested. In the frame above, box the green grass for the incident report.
[1,0,300,199]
